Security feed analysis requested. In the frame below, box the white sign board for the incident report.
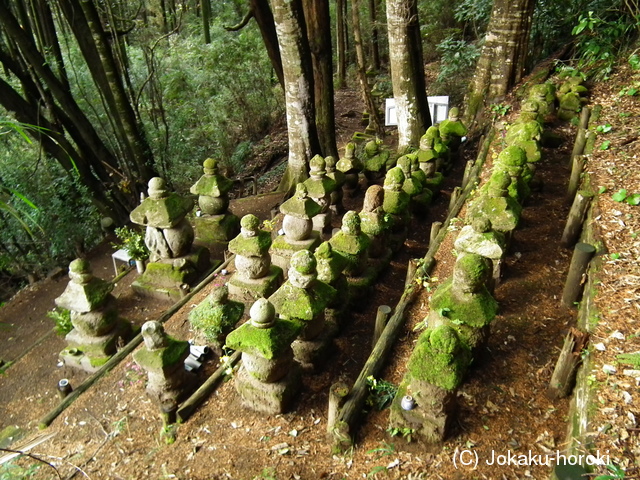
[385,96,450,127]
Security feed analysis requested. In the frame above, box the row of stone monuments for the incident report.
[53,107,469,435]
[387,77,574,444]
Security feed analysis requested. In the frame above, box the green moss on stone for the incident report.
[407,326,471,391]
[130,194,193,229]
[430,279,498,329]
[134,337,190,371]
[225,318,302,359]
[189,298,244,343]
[269,280,336,322]
[228,230,272,257]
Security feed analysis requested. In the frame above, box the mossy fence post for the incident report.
[561,191,593,248]
[561,242,596,308]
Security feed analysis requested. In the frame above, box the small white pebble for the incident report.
[603,364,617,374]
[221,269,228,275]
[595,343,606,351]
[611,331,625,340]
[622,391,633,404]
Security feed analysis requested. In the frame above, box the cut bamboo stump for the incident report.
[547,327,590,399]
[584,130,596,155]
[566,155,586,202]
[570,128,586,165]
[561,191,593,248]
[404,258,419,289]
[327,382,350,433]
[561,242,596,308]
[579,106,591,130]
[430,222,442,245]
[177,350,241,422]
[449,187,462,212]
[372,305,392,349]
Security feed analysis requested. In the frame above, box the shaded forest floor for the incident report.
[1,60,639,479]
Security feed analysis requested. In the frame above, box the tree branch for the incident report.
[0,448,62,479]
[224,10,254,31]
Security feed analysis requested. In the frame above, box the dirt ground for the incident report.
[1,70,639,480]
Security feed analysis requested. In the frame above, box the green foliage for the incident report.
[128,23,283,191]
[629,53,640,70]
[594,463,626,480]
[113,226,149,261]
[386,426,415,442]
[0,458,40,479]
[490,103,511,120]
[454,0,492,37]
[612,188,640,205]
[47,307,72,336]
[0,131,103,281]
[434,35,481,103]
[571,8,639,79]
[365,376,397,411]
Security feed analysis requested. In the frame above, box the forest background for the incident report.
[0,0,636,297]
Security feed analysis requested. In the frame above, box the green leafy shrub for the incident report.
[47,307,72,336]
[113,227,149,261]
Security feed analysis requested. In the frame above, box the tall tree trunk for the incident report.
[202,0,211,43]
[335,0,347,88]
[270,0,320,194]
[352,0,383,137]
[368,0,380,71]
[386,0,430,151]
[73,0,156,185]
[466,0,535,127]
[302,0,338,159]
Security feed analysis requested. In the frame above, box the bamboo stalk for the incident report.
[372,305,392,348]
[561,242,596,308]
[176,350,241,423]
[570,128,587,165]
[561,191,593,248]
[566,154,586,201]
[547,327,589,399]
[578,106,591,130]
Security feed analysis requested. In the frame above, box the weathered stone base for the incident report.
[369,248,393,278]
[388,379,457,444]
[194,213,240,250]
[270,233,321,278]
[291,329,333,371]
[235,363,301,414]
[388,227,408,253]
[132,248,213,302]
[242,350,294,383]
[228,265,283,306]
[346,268,377,308]
[61,318,132,373]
